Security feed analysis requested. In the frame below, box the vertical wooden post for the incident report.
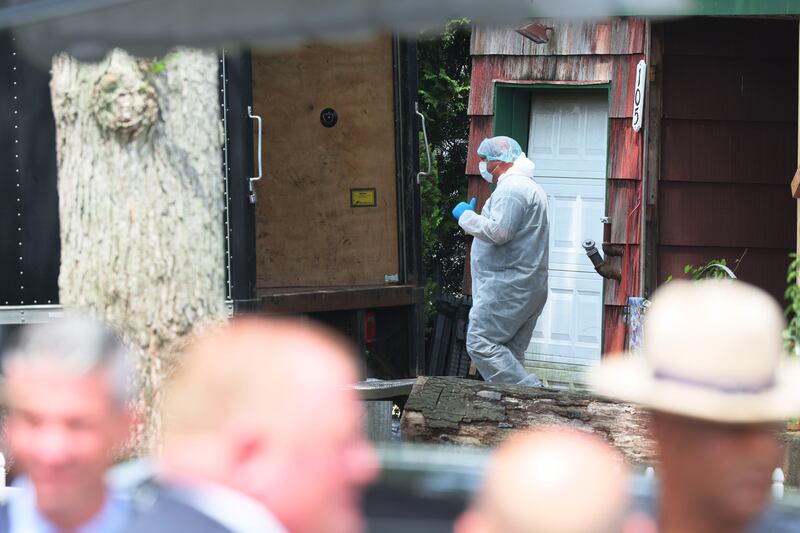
[644,24,663,298]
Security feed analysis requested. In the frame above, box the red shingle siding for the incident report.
[471,18,645,57]
[468,55,614,116]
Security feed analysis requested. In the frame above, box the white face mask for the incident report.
[479,161,493,183]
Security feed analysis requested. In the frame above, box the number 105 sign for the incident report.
[632,60,647,132]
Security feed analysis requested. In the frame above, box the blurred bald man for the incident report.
[125,318,379,533]
[455,428,643,533]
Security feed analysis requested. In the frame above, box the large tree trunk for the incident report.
[401,377,656,465]
[50,49,225,452]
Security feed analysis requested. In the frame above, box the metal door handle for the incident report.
[248,105,263,203]
[415,101,432,185]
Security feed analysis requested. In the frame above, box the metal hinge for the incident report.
[0,305,64,325]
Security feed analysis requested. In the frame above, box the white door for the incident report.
[525,93,607,377]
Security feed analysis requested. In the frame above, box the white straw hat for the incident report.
[590,280,800,424]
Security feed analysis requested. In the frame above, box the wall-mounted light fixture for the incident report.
[515,22,553,44]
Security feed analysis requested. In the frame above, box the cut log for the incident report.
[400,376,656,465]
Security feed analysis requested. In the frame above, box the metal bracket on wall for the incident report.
[415,102,431,184]
[247,105,263,203]
[0,305,64,325]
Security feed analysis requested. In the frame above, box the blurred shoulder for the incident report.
[0,502,8,533]
[750,502,800,532]
[123,490,232,533]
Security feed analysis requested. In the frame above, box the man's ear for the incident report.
[228,424,267,469]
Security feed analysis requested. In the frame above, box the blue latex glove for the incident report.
[452,197,477,221]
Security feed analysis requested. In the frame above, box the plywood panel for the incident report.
[658,182,795,248]
[251,36,399,288]
[661,119,796,185]
[471,18,645,57]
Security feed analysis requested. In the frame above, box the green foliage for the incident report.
[418,20,472,324]
[665,259,731,283]
[684,258,729,280]
[148,53,177,76]
[784,253,800,355]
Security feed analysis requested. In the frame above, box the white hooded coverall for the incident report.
[458,154,549,385]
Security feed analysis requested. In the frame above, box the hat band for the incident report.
[653,369,775,394]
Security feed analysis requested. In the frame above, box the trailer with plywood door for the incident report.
[221,35,424,378]
[0,33,425,378]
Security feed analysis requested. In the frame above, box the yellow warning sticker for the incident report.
[350,188,377,208]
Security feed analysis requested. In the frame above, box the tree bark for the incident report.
[50,49,225,452]
[401,377,656,465]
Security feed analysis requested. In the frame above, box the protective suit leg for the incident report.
[505,315,542,386]
[466,308,542,386]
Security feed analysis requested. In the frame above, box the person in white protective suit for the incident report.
[452,136,549,385]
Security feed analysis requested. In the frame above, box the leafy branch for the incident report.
[785,253,800,355]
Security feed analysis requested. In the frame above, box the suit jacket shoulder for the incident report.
[123,492,232,533]
[0,503,8,533]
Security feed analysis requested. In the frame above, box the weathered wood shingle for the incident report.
[471,18,645,56]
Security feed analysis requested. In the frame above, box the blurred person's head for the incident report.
[3,315,136,530]
[160,318,378,533]
[455,427,631,533]
[591,280,800,532]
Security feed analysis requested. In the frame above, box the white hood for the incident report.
[499,153,535,183]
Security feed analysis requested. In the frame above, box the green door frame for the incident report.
[492,82,611,152]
